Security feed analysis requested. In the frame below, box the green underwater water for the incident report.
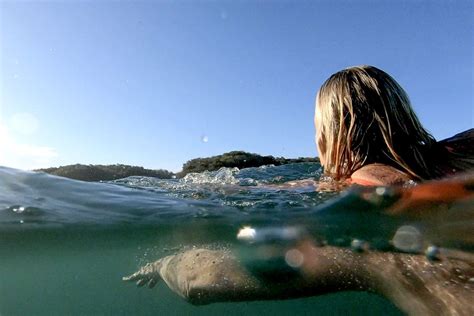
[0,227,402,316]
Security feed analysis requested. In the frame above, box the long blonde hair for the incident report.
[315,65,444,180]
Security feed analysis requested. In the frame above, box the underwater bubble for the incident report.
[392,225,423,253]
[237,226,256,242]
[351,239,367,252]
[237,226,304,244]
[425,245,441,261]
[285,249,304,268]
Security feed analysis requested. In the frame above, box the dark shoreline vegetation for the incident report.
[36,164,174,182]
[35,151,320,182]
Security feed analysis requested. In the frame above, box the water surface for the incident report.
[2,163,469,315]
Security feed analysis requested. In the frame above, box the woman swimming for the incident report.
[315,65,473,186]
[124,66,474,315]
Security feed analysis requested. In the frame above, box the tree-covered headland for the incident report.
[36,164,174,182]
[36,151,320,181]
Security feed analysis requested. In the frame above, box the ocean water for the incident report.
[0,163,471,315]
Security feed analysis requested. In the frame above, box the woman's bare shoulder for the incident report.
[351,163,412,186]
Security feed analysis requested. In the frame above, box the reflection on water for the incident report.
[0,165,472,315]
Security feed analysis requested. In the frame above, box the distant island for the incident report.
[176,151,319,177]
[36,164,174,182]
[36,151,320,182]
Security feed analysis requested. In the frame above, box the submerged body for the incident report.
[124,175,474,315]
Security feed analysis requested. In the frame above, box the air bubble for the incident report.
[351,239,367,252]
[392,225,423,253]
[285,249,304,268]
[237,226,256,242]
[425,245,440,261]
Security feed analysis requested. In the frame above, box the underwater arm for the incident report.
[123,248,301,304]
[122,247,331,304]
[123,244,367,305]
[123,248,262,304]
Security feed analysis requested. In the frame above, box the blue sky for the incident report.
[0,0,472,171]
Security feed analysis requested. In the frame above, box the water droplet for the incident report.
[285,249,304,268]
[392,225,423,253]
[351,239,367,252]
[201,135,209,143]
[425,245,440,261]
[237,226,256,242]
[19,220,24,224]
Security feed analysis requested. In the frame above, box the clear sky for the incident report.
[0,0,472,172]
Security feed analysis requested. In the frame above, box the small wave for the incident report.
[182,167,241,185]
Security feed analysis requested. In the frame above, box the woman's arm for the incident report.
[123,242,474,315]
